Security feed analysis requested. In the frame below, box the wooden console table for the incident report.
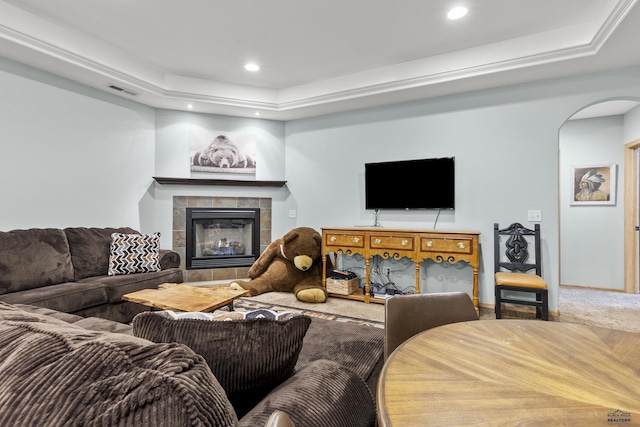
[321,227,480,311]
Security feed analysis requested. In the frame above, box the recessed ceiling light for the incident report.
[447,6,468,20]
[245,63,260,72]
[187,104,193,109]
[255,112,261,116]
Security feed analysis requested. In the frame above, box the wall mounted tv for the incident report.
[365,157,455,210]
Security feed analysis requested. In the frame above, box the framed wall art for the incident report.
[190,130,256,174]
[570,164,617,206]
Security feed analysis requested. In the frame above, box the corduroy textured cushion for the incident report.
[133,311,311,418]
[239,359,376,427]
[108,232,161,276]
[0,303,238,427]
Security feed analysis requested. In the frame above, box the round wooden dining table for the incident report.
[377,320,640,426]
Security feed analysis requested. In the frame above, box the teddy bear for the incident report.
[230,227,327,303]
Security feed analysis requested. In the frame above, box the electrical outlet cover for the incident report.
[527,210,542,222]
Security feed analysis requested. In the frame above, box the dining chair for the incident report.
[384,292,478,361]
[494,222,549,320]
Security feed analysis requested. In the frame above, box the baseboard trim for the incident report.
[479,302,559,320]
[560,284,626,293]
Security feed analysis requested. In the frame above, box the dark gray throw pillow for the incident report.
[132,311,311,418]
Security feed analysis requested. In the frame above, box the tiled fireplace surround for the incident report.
[172,196,272,282]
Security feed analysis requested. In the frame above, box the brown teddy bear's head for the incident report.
[280,227,322,272]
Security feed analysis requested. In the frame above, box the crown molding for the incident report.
[0,0,637,120]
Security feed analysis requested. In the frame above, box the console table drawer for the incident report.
[420,237,473,254]
[325,233,365,248]
[370,234,415,251]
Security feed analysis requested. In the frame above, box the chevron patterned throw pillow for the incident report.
[108,232,161,275]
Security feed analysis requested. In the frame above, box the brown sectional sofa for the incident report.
[0,227,182,323]
[0,227,385,426]
[0,302,382,427]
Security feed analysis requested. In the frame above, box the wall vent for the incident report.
[107,84,139,96]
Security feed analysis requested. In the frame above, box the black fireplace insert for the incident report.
[185,208,260,269]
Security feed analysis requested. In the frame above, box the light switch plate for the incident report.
[527,210,542,222]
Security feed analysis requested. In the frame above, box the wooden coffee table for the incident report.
[122,283,248,312]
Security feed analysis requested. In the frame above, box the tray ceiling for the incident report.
[0,0,639,120]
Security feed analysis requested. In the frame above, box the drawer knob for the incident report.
[426,241,434,248]
[457,242,466,249]
[374,238,381,244]
[401,239,409,246]
[353,237,360,244]
[330,236,337,242]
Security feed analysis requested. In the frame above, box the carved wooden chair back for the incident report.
[494,222,548,320]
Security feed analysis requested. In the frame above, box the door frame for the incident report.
[624,138,640,293]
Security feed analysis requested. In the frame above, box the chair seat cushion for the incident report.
[495,272,547,289]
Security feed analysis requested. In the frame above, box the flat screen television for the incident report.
[365,157,455,210]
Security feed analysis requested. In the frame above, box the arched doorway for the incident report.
[559,99,640,293]
[624,138,640,293]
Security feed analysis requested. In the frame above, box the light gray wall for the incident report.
[284,66,640,311]
[625,104,640,142]
[152,110,290,249]
[5,52,640,311]
[154,110,286,181]
[559,116,625,289]
[0,57,156,232]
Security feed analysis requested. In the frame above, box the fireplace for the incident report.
[186,208,260,269]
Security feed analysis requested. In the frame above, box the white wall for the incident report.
[625,104,640,142]
[284,66,640,311]
[152,109,290,249]
[559,116,625,289]
[5,52,640,311]
[0,57,156,231]
[154,110,286,181]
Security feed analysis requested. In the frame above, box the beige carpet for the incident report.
[558,286,640,333]
[242,287,640,333]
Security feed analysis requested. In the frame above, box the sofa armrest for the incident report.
[239,359,375,427]
[159,249,181,270]
[264,411,295,427]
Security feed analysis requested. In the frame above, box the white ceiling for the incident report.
[1,0,640,120]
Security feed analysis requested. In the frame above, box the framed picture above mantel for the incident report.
[190,130,257,174]
[570,164,617,206]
